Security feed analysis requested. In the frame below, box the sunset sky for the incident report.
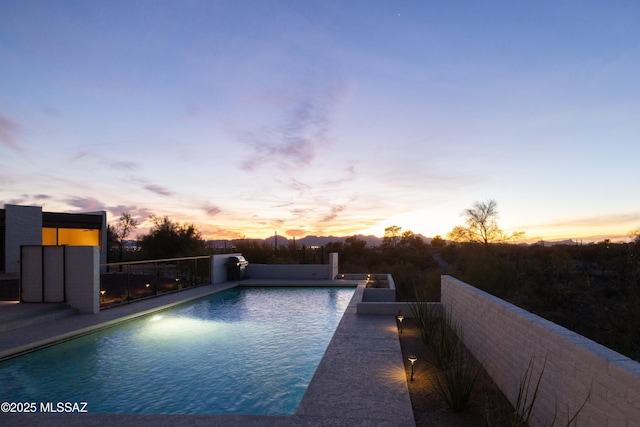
[1,1,639,242]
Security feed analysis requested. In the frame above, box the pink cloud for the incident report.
[65,197,106,212]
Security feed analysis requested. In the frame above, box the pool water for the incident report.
[0,287,354,414]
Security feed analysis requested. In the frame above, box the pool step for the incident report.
[0,303,78,333]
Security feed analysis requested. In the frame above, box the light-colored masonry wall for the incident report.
[441,275,640,427]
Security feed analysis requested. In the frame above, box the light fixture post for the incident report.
[397,314,404,334]
[408,355,417,381]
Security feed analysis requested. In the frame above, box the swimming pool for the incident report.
[0,286,355,415]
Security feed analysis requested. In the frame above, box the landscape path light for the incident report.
[397,314,404,334]
[408,355,417,381]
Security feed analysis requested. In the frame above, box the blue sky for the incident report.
[1,1,639,241]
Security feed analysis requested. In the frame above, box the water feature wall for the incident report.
[441,275,640,427]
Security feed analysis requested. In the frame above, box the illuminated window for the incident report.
[42,228,58,245]
[42,228,101,248]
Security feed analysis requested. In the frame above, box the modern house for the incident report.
[0,204,107,274]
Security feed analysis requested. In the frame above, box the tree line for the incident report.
[107,203,640,360]
[107,213,210,262]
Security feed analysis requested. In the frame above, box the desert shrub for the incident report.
[431,311,461,370]
[431,346,483,412]
[408,300,439,348]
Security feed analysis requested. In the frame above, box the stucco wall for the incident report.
[21,245,99,313]
[211,253,242,284]
[441,275,640,427]
[65,246,100,314]
[5,205,42,273]
[246,263,332,280]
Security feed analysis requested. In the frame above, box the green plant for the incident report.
[512,355,546,426]
[484,380,508,427]
[511,354,591,427]
[408,300,439,348]
[431,347,483,411]
[431,311,461,369]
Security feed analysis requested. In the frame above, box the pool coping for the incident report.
[0,281,415,426]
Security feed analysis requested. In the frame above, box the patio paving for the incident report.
[0,282,415,426]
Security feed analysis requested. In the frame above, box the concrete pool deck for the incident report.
[0,282,415,426]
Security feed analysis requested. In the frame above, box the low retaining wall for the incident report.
[362,274,396,302]
[356,301,442,316]
[441,275,640,427]
[246,264,332,280]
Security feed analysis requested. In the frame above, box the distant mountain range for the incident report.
[207,235,585,248]
[534,239,579,247]
[207,234,390,248]
[123,235,589,249]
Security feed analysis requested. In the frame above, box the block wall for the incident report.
[441,275,640,427]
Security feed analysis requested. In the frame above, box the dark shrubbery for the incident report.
[440,241,640,361]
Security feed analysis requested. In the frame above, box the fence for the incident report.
[100,256,211,308]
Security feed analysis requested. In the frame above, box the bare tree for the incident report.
[447,199,524,245]
[382,225,402,248]
[113,212,138,262]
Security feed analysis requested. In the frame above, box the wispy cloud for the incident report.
[1,194,51,207]
[2,197,28,206]
[202,203,221,216]
[239,80,347,173]
[320,204,347,222]
[144,185,173,197]
[65,197,106,212]
[105,159,138,171]
[71,151,138,171]
[320,164,358,187]
[0,114,21,152]
[275,177,311,194]
[531,212,640,229]
[318,193,359,223]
